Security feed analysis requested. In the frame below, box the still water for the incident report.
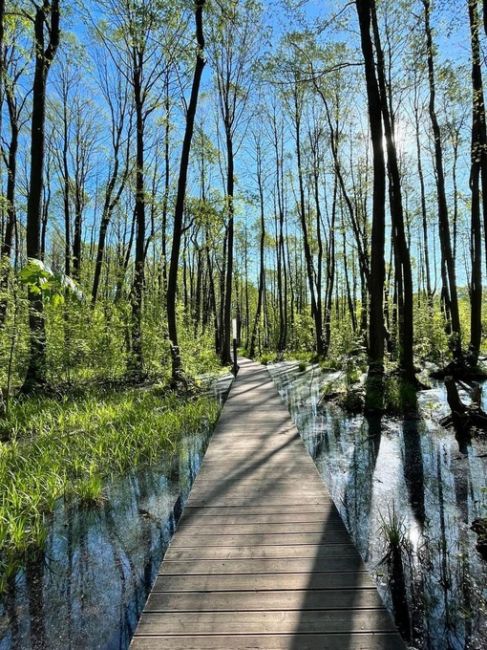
[268,361,487,650]
[0,375,232,650]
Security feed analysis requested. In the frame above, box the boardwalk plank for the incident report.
[181,505,338,515]
[151,573,375,592]
[131,634,405,650]
[169,530,353,543]
[158,557,366,575]
[130,358,405,649]
[135,610,397,635]
[177,513,345,526]
[145,589,385,612]
[163,544,359,561]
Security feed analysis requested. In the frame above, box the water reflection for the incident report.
[0,375,232,650]
[268,362,487,650]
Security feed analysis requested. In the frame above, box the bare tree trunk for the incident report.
[167,0,206,382]
[22,0,60,393]
[293,81,324,356]
[423,0,462,361]
[220,126,235,365]
[356,0,386,407]
[414,90,433,307]
[249,139,266,358]
[0,62,19,326]
[129,49,146,378]
[371,2,415,381]
[468,0,483,366]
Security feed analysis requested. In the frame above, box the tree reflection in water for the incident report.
[268,361,487,650]
[0,375,232,650]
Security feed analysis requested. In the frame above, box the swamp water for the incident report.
[0,374,232,650]
[267,361,487,650]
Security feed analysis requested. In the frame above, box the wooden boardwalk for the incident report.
[131,358,405,649]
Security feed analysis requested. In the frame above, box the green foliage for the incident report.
[378,504,409,556]
[344,355,365,386]
[0,258,225,393]
[288,312,315,351]
[413,298,449,364]
[19,259,83,305]
[383,376,418,414]
[0,386,220,591]
[259,352,276,365]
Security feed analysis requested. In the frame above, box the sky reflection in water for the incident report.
[0,375,232,650]
[268,361,487,650]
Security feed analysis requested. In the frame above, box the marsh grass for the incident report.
[378,505,408,554]
[378,505,413,640]
[0,386,219,591]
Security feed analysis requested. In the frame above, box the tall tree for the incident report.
[91,56,132,304]
[211,0,259,365]
[371,2,415,381]
[422,0,462,362]
[248,132,266,358]
[467,0,484,366]
[167,0,206,383]
[22,0,60,393]
[95,0,169,377]
[0,26,28,325]
[355,0,386,407]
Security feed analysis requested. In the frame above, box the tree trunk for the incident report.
[129,50,146,378]
[22,0,60,393]
[371,2,415,381]
[414,92,433,306]
[356,0,386,406]
[249,140,266,358]
[167,0,206,381]
[0,73,19,326]
[293,81,324,356]
[468,0,483,366]
[220,126,235,365]
[423,0,462,361]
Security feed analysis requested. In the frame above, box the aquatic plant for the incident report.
[0,387,220,591]
[378,504,412,641]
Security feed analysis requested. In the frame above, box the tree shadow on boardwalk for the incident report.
[137,358,405,648]
[264,362,404,649]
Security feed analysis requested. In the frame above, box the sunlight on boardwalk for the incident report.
[130,359,405,649]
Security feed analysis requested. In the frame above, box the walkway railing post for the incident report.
[232,318,238,376]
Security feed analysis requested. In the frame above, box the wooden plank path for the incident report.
[131,358,406,649]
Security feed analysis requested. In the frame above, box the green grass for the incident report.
[258,352,276,365]
[378,504,410,566]
[383,376,418,414]
[0,386,220,591]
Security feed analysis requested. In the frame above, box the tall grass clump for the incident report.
[0,387,220,592]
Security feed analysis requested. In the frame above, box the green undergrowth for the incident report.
[321,370,418,415]
[0,385,220,592]
[257,350,316,366]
